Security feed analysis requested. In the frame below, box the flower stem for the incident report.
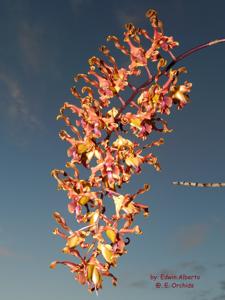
[166,38,225,71]
[100,38,225,145]
[118,38,225,116]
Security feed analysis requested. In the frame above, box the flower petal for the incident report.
[106,228,117,243]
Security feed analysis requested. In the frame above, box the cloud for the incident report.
[0,246,13,257]
[175,223,209,252]
[0,73,40,127]
[0,72,42,144]
[207,281,225,300]
[116,10,143,26]
[178,261,206,275]
[155,261,206,283]
[5,2,56,74]
[211,295,225,300]
[191,288,212,300]
[130,279,149,289]
[69,0,93,13]
[191,264,206,274]
[0,245,33,261]
[210,216,225,232]
[198,289,212,298]
[18,22,44,72]
[179,261,197,268]
[158,268,177,275]
[216,264,225,269]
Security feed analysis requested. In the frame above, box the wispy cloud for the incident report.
[215,263,225,269]
[212,294,225,300]
[0,72,42,145]
[191,288,212,300]
[210,216,225,231]
[156,261,206,278]
[0,246,13,257]
[0,73,41,127]
[178,261,206,275]
[175,223,209,252]
[0,244,33,261]
[5,1,57,75]
[158,267,177,275]
[115,9,143,26]
[69,0,92,13]
[130,279,149,289]
[18,22,44,72]
[209,282,225,300]
[208,281,225,300]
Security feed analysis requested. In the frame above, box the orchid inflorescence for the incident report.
[50,9,192,293]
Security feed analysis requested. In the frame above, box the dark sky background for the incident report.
[0,1,225,300]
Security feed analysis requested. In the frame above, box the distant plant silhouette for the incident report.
[50,9,225,293]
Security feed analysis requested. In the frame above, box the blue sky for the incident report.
[0,0,225,299]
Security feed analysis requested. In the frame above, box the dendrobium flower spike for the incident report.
[50,8,225,293]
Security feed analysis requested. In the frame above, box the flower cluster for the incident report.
[50,9,192,293]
